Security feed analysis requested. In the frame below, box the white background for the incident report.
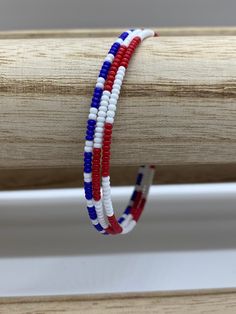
[0,0,235,30]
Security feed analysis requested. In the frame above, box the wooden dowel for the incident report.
[0,31,235,171]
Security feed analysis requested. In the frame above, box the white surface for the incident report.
[0,183,236,296]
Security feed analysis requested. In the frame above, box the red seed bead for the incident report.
[109,70,116,77]
[104,84,112,92]
[105,123,113,129]
[108,215,122,234]
[112,60,119,66]
[121,62,128,68]
[122,57,129,63]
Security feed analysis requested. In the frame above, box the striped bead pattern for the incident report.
[83,29,156,235]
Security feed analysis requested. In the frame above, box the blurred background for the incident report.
[0,0,235,30]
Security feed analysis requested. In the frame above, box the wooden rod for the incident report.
[0,32,235,170]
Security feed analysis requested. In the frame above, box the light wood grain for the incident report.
[1,290,236,313]
[0,34,236,171]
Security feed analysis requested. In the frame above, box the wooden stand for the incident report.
[0,27,235,188]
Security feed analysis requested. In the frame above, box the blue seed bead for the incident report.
[84,166,92,173]
[87,124,95,130]
[103,61,111,67]
[100,68,108,74]
[92,96,100,103]
[88,207,97,220]
[109,49,116,55]
[84,161,92,167]
[88,119,96,126]
[99,74,106,79]
[91,102,99,109]
[85,194,92,201]
[94,87,103,94]
[86,130,94,137]
[86,132,94,138]
[84,152,92,158]
[95,223,103,232]
[131,190,137,201]
[124,205,132,215]
[102,63,110,69]
[85,135,93,141]
[118,217,125,224]
[119,32,129,40]
[99,71,107,78]
[93,92,102,99]
[87,127,95,133]
[136,173,143,185]
[84,182,92,188]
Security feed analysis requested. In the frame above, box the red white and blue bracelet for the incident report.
[83,29,156,235]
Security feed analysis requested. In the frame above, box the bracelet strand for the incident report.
[83,29,156,235]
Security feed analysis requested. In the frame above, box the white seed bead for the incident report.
[102,181,110,187]
[119,66,126,73]
[84,146,92,152]
[98,111,106,117]
[84,172,91,179]
[106,117,114,124]
[116,38,123,44]
[84,177,92,183]
[123,39,129,47]
[102,176,110,182]
[103,186,110,192]
[100,100,108,106]
[99,106,107,112]
[110,93,119,100]
[94,143,102,148]
[112,88,120,95]
[101,94,109,102]
[95,132,103,138]
[114,79,122,86]
[109,98,117,105]
[107,110,115,118]
[108,104,116,111]
[96,82,104,89]
[96,122,104,128]
[87,200,93,206]
[105,53,114,63]
[115,74,123,81]
[89,107,98,114]
[88,113,97,120]
[94,137,102,144]
[103,90,111,97]
[95,127,103,133]
[85,140,93,147]
[91,219,99,226]
[97,116,105,122]
[97,77,105,84]
[113,84,121,90]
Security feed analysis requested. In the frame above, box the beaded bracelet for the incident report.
[83,29,156,235]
